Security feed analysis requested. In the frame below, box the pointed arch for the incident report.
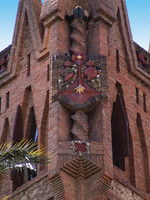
[111,82,135,184]
[111,92,129,170]
[12,0,42,53]
[25,106,37,180]
[26,106,37,142]
[11,105,24,191]
[20,11,33,57]
[0,0,44,86]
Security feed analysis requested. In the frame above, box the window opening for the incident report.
[136,88,139,104]
[6,92,9,108]
[27,54,30,76]
[11,105,24,191]
[143,93,147,112]
[47,64,50,81]
[116,49,120,72]
[26,107,37,181]
[111,93,129,171]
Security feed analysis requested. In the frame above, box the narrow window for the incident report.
[47,64,50,81]
[136,88,139,104]
[6,92,9,108]
[143,93,147,112]
[11,105,23,191]
[27,54,30,76]
[26,107,37,180]
[111,93,129,171]
[116,49,120,72]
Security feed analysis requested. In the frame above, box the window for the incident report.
[116,49,120,72]
[11,106,38,191]
[11,105,24,191]
[26,107,37,180]
[143,93,147,112]
[136,88,139,104]
[27,54,31,76]
[6,92,9,108]
[111,93,129,171]
[47,64,50,81]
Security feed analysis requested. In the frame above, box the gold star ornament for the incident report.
[74,84,86,94]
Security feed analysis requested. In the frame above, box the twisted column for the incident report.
[71,110,89,141]
[68,7,89,54]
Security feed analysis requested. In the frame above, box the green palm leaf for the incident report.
[0,140,50,174]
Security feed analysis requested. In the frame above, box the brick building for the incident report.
[0,0,150,199]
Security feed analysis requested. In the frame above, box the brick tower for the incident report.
[0,0,150,199]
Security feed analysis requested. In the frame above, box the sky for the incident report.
[0,0,150,52]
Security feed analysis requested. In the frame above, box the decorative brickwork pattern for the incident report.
[97,176,112,200]
[61,156,100,178]
[68,7,89,54]
[50,174,65,200]
[71,110,89,141]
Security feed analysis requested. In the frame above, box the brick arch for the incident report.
[111,82,129,170]
[25,106,37,141]
[116,82,136,183]
[0,118,10,145]
[50,174,65,200]
[111,82,135,185]
[137,113,150,192]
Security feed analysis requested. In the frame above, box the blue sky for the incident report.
[0,0,150,52]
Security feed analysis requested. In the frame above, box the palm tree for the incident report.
[0,140,49,199]
[0,140,49,174]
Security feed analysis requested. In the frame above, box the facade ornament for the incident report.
[54,7,105,111]
[71,110,89,141]
[68,6,89,54]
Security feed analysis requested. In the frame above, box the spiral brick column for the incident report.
[71,110,89,141]
[68,7,89,54]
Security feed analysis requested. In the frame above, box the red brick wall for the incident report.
[0,0,150,199]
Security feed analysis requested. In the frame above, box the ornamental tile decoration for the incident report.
[71,140,90,156]
[54,53,103,110]
[53,6,107,110]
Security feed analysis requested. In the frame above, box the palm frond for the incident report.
[0,195,9,200]
[0,140,50,174]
